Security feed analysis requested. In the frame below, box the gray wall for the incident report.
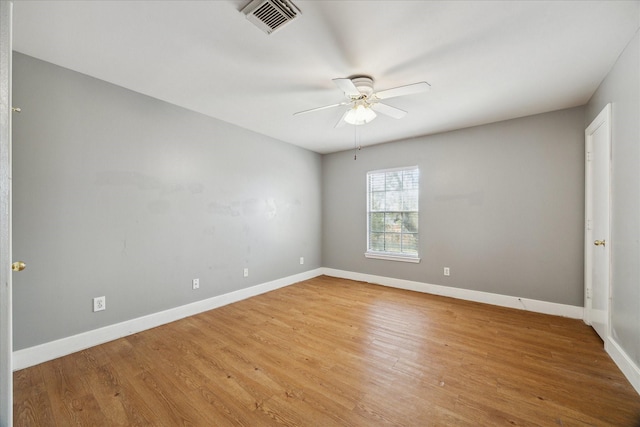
[12,53,322,350]
[586,28,640,367]
[12,32,635,355]
[323,107,586,306]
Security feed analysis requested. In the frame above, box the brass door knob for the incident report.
[11,261,26,272]
[594,240,606,247]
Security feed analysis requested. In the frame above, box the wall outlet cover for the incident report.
[93,296,106,312]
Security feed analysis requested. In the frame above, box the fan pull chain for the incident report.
[353,124,362,160]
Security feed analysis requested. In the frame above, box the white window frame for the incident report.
[365,166,421,263]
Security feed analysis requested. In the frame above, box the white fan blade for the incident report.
[333,78,361,97]
[371,103,407,119]
[334,109,350,128]
[374,82,430,100]
[293,102,349,116]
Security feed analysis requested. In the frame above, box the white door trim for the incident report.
[0,1,13,425]
[584,103,612,338]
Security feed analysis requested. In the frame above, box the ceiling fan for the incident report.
[294,76,430,127]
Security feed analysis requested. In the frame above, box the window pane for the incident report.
[369,232,385,251]
[370,213,384,232]
[402,212,418,233]
[386,191,402,211]
[403,169,419,189]
[385,171,402,191]
[403,189,418,211]
[402,233,418,254]
[371,191,385,211]
[385,233,402,252]
[384,213,402,232]
[370,173,385,192]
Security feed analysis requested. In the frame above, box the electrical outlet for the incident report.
[192,278,200,290]
[243,268,249,277]
[300,257,304,265]
[444,267,450,276]
[93,296,106,312]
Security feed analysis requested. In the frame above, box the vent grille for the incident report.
[242,0,301,35]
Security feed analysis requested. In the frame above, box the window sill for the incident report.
[364,252,421,263]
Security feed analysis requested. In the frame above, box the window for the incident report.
[366,166,420,263]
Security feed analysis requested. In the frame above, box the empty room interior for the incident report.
[3,0,640,425]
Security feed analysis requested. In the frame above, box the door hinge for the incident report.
[586,151,591,162]
[586,287,592,299]
[586,219,592,231]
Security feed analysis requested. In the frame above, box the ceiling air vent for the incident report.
[242,0,301,35]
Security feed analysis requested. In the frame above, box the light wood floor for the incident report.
[14,276,640,426]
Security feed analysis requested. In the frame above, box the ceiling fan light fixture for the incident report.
[344,104,376,125]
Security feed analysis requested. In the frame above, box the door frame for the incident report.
[0,1,12,425]
[584,103,612,336]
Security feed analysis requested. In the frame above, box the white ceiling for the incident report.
[11,0,640,154]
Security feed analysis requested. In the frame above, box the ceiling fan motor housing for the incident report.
[350,76,374,98]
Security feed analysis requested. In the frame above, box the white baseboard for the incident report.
[606,336,640,396]
[323,268,640,396]
[9,267,589,371]
[12,268,323,371]
[16,267,638,398]
[321,268,584,319]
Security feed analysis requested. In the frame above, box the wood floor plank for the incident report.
[86,364,155,426]
[40,357,105,426]
[14,276,640,426]
[13,367,56,426]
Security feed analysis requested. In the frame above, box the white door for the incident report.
[0,1,13,424]
[584,103,611,342]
